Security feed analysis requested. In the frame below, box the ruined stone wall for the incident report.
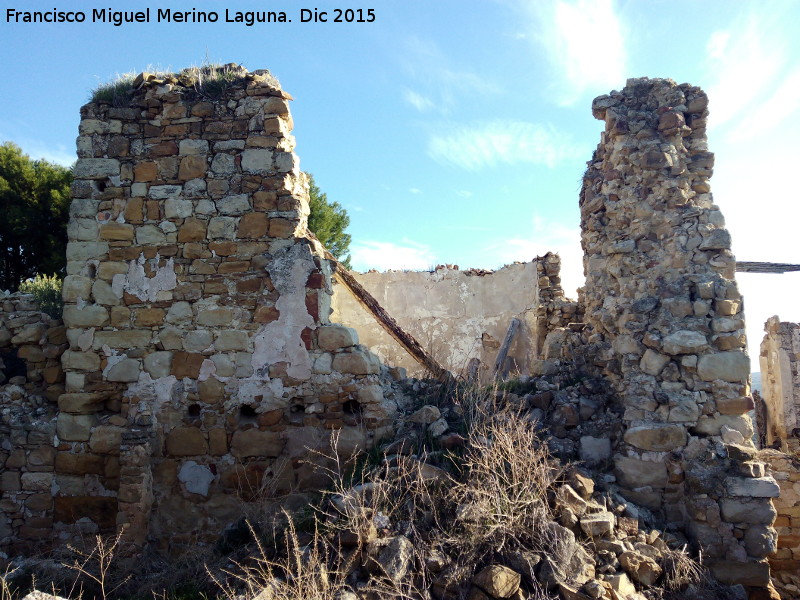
[0,293,64,558]
[57,67,394,551]
[760,317,800,451]
[759,450,800,581]
[581,78,775,585]
[331,260,544,380]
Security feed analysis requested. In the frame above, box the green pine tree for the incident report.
[306,173,352,269]
[0,142,72,291]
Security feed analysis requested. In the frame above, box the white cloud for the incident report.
[350,240,436,272]
[726,67,800,142]
[704,14,786,128]
[403,89,435,112]
[409,188,422,195]
[514,0,627,105]
[455,190,473,198]
[428,120,580,170]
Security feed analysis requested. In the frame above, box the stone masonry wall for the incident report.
[759,450,800,587]
[760,317,800,451]
[581,78,776,586]
[58,67,394,551]
[0,293,65,559]
[331,260,541,381]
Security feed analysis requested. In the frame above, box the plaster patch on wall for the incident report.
[252,243,316,380]
[111,254,177,302]
[178,461,215,497]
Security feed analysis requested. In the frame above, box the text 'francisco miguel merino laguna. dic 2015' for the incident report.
[2,8,349,26]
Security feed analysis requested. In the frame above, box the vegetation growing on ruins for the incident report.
[307,173,352,269]
[0,143,71,291]
[18,273,63,318]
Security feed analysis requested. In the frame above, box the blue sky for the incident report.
[1,0,799,366]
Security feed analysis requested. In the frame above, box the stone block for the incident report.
[318,324,358,351]
[178,155,207,181]
[332,350,378,375]
[624,424,686,451]
[230,429,283,458]
[179,139,209,155]
[198,378,225,403]
[237,212,269,238]
[58,393,105,414]
[0,471,21,492]
[62,305,109,328]
[241,149,273,173]
[144,351,173,378]
[215,330,249,352]
[662,330,707,355]
[61,350,101,371]
[197,307,234,326]
[614,456,668,488]
[99,222,134,241]
[709,559,770,587]
[21,472,53,492]
[106,358,141,382]
[177,218,207,242]
[57,413,98,441]
[74,158,120,179]
[720,498,777,524]
[93,330,152,349]
[171,352,205,379]
[697,351,749,382]
[89,425,123,454]
[165,198,193,219]
[639,349,669,375]
[165,427,208,456]
[217,194,251,215]
[716,396,755,415]
[725,477,780,498]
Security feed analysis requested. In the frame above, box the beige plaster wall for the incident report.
[330,262,540,380]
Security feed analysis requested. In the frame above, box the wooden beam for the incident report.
[736,262,800,274]
[328,257,452,382]
[493,318,521,378]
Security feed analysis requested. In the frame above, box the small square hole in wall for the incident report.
[343,399,362,426]
[187,403,201,418]
[239,404,257,424]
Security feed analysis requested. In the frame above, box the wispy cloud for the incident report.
[428,120,580,170]
[455,190,473,198]
[399,37,502,114]
[512,0,627,105]
[409,188,423,195]
[350,239,436,272]
[403,89,435,112]
[725,66,800,142]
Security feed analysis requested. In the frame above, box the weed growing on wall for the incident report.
[19,273,63,318]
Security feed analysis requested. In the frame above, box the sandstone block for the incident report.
[716,396,754,415]
[89,425,123,454]
[99,222,134,241]
[198,378,225,403]
[179,139,209,155]
[58,393,105,414]
[332,350,378,375]
[135,224,167,245]
[697,351,749,382]
[171,352,205,378]
[208,216,237,239]
[184,330,213,352]
[197,307,234,326]
[62,305,109,328]
[144,351,173,378]
[57,413,98,441]
[241,149,273,173]
[74,158,120,179]
[106,358,141,382]
[614,456,668,488]
[91,280,119,306]
[237,212,269,238]
[268,218,298,238]
[62,275,92,302]
[709,559,770,587]
[165,427,208,456]
[215,330,249,352]
[720,498,777,524]
[217,194,250,215]
[725,477,780,498]
[471,565,520,599]
[318,324,358,351]
[624,424,686,451]
[93,330,152,349]
[178,155,207,180]
[21,472,53,492]
[640,349,669,375]
[662,330,707,355]
[230,429,283,458]
[579,511,615,537]
[148,185,182,199]
[66,241,108,262]
[177,218,207,242]
[61,350,101,371]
